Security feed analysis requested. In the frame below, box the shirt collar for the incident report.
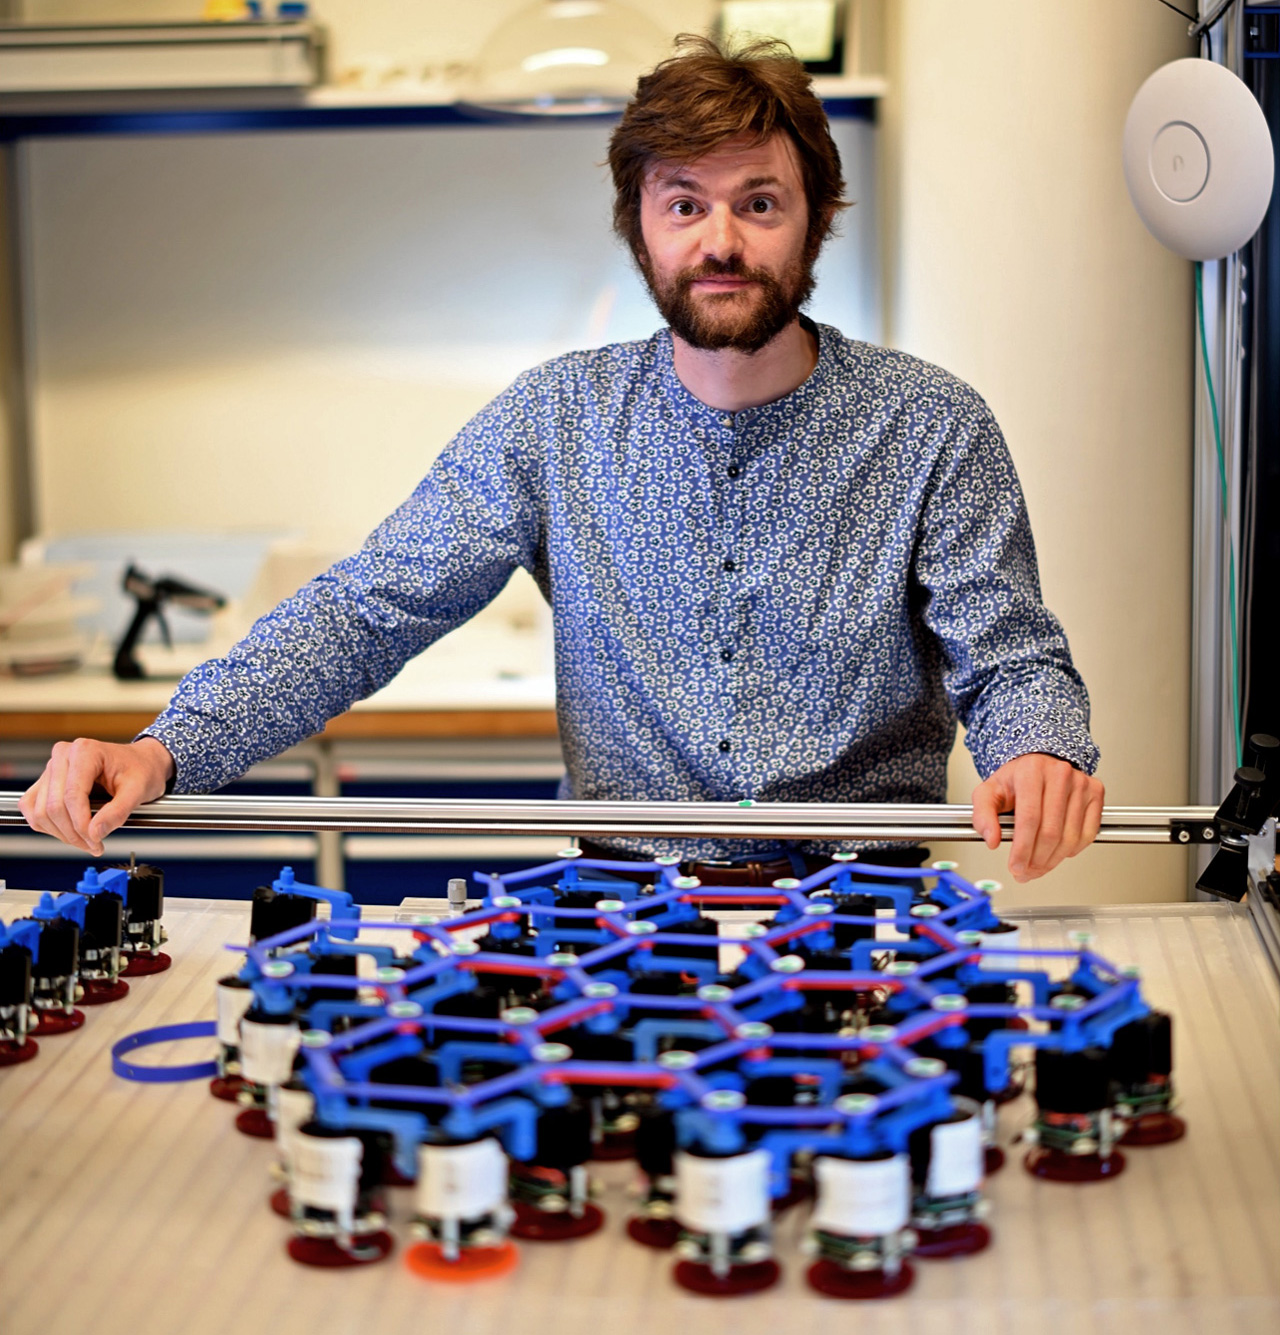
[657,315,833,427]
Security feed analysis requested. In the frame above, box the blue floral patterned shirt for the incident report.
[143,322,1098,859]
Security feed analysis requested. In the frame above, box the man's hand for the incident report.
[19,737,175,858]
[971,753,1104,883]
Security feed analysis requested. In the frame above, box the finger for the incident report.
[1007,769,1042,882]
[63,741,106,851]
[38,743,96,853]
[1081,782,1105,849]
[1028,764,1073,878]
[1044,778,1089,872]
[971,780,1008,849]
[87,778,149,848]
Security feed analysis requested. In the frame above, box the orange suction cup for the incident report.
[286,1231,394,1267]
[122,952,171,978]
[33,1008,85,1036]
[0,1038,39,1065]
[1120,1112,1186,1146]
[269,1187,291,1218]
[405,1240,518,1282]
[805,1257,913,1299]
[912,1221,991,1258]
[209,1074,246,1102]
[80,978,130,1005]
[509,1200,604,1241]
[673,1258,781,1296]
[1024,1147,1125,1181]
[235,1107,275,1139]
[626,1215,681,1249]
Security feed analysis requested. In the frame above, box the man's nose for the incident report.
[701,205,743,261]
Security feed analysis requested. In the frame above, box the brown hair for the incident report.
[607,34,850,264]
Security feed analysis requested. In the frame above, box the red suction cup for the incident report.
[209,1074,246,1102]
[1024,1147,1126,1182]
[590,1130,635,1162]
[80,978,130,1005]
[1120,1112,1187,1146]
[912,1221,992,1258]
[984,1145,1006,1174]
[269,1187,292,1218]
[33,1008,85,1036]
[1006,1016,1031,1032]
[626,1215,681,1249]
[405,1240,519,1282]
[509,1200,605,1241]
[0,1038,39,1065]
[805,1257,914,1299]
[121,952,171,978]
[383,1161,416,1188]
[673,1258,781,1297]
[286,1231,395,1268]
[235,1107,275,1139]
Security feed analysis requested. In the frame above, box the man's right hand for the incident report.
[19,737,175,858]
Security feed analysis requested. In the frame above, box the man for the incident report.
[20,37,1104,883]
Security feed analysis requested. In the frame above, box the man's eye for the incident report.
[746,197,775,214]
[671,200,698,218]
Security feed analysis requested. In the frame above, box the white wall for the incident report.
[882,0,1196,906]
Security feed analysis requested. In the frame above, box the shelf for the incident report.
[0,74,885,138]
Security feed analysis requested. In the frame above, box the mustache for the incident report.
[675,257,777,288]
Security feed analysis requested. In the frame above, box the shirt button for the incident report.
[720,649,733,663]
[726,465,740,479]
[720,415,732,428]
[722,558,736,573]
[718,739,731,753]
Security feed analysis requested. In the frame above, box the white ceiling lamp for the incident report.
[460,0,671,117]
[1123,57,1274,262]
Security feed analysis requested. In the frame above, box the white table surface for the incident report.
[1,892,1276,1335]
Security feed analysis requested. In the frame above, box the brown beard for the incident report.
[640,246,818,354]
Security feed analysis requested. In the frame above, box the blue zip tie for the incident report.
[111,1021,218,1082]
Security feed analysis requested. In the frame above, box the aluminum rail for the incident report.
[0,794,1221,844]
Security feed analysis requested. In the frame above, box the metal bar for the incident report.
[0,792,1219,843]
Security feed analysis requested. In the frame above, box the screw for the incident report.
[300,1029,331,1049]
[862,1024,898,1042]
[735,1021,773,1041]
[835,1092,878,1115]
[772,877,801,890]
[770,954,805,973]
[931,993,968,1012]
[594,899,626,913]
[697,984,732,1002]
[583,981,619,999]
[673,876,702,890]
[532,1042,571,1063]
[627,921,658,936]
[501,1006,540,1025]
[657,1050,697,1070]
[904,1056,947,1079]
[803,901,834,916]
[262,960,295,979]
[491,896,522,909]
[701,1089,746,1111]
[387,1000,423,1020]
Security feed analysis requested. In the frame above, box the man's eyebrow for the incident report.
[741,174,785,190]
[651,173,700,194]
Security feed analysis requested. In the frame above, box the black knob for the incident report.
[1246,734,1279,775]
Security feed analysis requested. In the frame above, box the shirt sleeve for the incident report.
[140,373,546,793]
[912,392,1101,780]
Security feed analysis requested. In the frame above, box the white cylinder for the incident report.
[239,1014,301,1086]
[416,1138,509,1221]
[978,925,1021,972]
[924,1102,985,1199]
[290,1131,363,1222]
[275,1083,314,1171]
[812,1154,911,1237]
[215,980,253,1047]
[674,1149,771,1236]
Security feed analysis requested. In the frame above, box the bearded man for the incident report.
[20,37,1103,884]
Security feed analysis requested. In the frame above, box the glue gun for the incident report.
[112,564,226,681]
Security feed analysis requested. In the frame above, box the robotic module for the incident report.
[203,853,1184,1299]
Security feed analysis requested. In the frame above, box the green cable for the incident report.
[1195,262,1243,765]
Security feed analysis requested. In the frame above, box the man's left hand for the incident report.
[971,753,1104,883]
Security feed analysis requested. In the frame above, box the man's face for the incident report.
[637,132,818,354]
